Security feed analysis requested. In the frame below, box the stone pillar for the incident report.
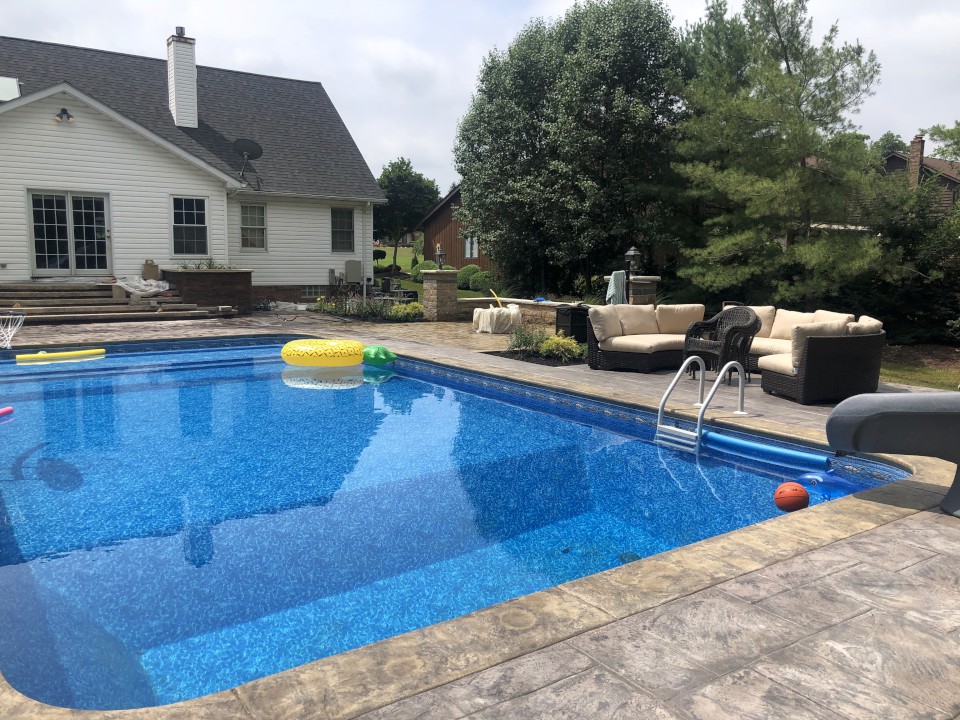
[628,275,660,305]
[422,270,459,321]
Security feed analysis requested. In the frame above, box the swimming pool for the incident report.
[0,339,906,710]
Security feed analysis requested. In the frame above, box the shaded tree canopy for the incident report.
[872,130,908,158]
[454,0,683,294]
[923,120,960,161]
[374,158,440,275]
[674,0,882,306]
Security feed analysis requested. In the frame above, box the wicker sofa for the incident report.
[755,313,886,404]
[586,303,705,372]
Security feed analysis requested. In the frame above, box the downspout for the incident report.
[362,203,371,301]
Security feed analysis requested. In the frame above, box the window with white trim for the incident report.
[464,235,479,259]
[172,197,208,255]
[240,205,266,250]
[331,208,354,252]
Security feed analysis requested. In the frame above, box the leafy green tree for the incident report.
[872,130,908,158]
[454,0,683,294]
[923,121,960,161]
[374,158,440,276]
[675,0,882,306]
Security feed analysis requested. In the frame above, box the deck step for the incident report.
[0,290,114,300]
[22,309,234,324]
[0,297,183,307]
[11,304,200,315]
[0,282,106,292]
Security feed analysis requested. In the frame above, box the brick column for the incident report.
[908,135,924,189]
[422,270,459,321]
[628,275,660,305]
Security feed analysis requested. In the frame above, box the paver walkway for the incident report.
[1,313,958,720]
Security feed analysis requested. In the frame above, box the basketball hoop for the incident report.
[0,311,25,349]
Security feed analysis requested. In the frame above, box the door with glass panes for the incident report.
[30,192,112,276]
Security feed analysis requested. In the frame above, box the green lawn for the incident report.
[375,245,486,299]
[879,361,960,391]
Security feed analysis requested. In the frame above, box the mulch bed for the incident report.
[485,350,586,367]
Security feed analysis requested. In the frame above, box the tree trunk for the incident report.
[391,234,401,278]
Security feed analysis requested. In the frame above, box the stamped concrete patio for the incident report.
[2,312,958,719]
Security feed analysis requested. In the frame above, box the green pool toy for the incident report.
[363,345,398,366]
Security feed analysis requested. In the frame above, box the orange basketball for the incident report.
[774,482,810,512]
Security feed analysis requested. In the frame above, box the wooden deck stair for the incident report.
[0,282,237,324]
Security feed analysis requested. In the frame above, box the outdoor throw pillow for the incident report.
[655,304,705,335]
[749,306,777,338]
[846,316,884,335]
[616,304,659,335]
[588,305,623,342]
[813,309,855,326]
[791,320,848,367]
[770,309,816,340]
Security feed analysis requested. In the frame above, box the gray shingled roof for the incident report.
[0,36,385,201]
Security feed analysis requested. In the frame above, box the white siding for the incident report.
[167,35,198,129]
[227,195,374,287]
[0,92,228,281]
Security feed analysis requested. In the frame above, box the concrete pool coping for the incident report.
[0,318,956,718]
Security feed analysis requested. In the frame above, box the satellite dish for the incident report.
[233,138,263,183]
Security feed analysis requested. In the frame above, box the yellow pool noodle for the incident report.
[16,348,106,364]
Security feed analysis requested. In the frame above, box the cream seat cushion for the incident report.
[847,315,884,335]
[748,337,791,356]
[599,334,686,353]
[749,306,777,338]
[757,353,795,376]
[813,309,855,325]
[655,304,705,334]
[588,305,623,342]
[770,309,816,340]
[791,320,849,367]
[615,304,659,335]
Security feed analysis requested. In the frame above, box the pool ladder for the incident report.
[655,357,748,453]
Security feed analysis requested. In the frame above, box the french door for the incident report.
[30,192,112,276]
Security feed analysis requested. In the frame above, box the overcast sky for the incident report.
[4,1,958,191]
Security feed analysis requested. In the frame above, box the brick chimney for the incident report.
[908,134,924,189]
[167,26,198,128]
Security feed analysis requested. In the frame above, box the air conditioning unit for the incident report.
[344,260,362,284]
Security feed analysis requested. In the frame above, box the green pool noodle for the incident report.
[363,345,397,366]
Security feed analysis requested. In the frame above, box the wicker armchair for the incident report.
[761,331,886,405]
[586,318,683,372]
[683,306,761,379]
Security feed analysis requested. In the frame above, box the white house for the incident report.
[0,30,385,301]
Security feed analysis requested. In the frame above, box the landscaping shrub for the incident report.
[508,325,548,356]
[373,249,387,264]
[457,264,481,289]
[378,263,402,275]
[469,270,495,293]
[539,333,584,363]
[388,301,424,322]
[411,261,437,283]
[313,297,392,320]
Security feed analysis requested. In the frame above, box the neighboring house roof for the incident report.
[886,151,960,184]
[416,184,461,230]
[0,36,385,201]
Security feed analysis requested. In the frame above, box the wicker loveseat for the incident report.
[586,304,705,372]
[757,315,886,404]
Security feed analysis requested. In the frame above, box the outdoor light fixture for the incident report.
[624,246,641,303]
[436,243,446,268]
[54,108,75,123]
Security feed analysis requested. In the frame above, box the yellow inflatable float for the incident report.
[16,348,105,364]
[281,339,365,367]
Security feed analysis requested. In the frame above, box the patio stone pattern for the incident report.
[0,312,958,719]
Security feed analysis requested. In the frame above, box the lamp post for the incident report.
[624,246,641,304]
[436,243,446,268]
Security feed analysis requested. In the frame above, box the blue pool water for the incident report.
[0,339,906,710]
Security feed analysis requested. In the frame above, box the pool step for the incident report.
[654,425,698,452]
